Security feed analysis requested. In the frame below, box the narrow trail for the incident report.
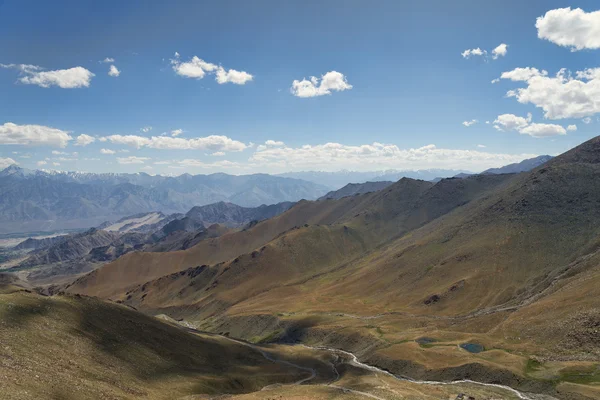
[185,327,555,400]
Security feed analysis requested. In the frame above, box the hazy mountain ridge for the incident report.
[0,166,328,233]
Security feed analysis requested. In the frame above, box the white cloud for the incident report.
[462,119,478,127]
[0,122,72,147]
[171,55,218,79]
[108,65,120,77]
[102,134,247,152]
[477,144,486,148]
[583,117,592,124]
[1,63,94,88]
[256,140,286,151]
[492,43,508,59]
[52,162,60,166]
[178,159,243,169]
[567,124,578,131]
[153,161,171,165]
[497,67,548,82]
[248,142,537,172]
[500,67,600,119]
[170,129,183,137]
[102,57,115,63]
[462,43,508,60]
[291,71,352,98]
[211,151,225,156]
[519,123,567,138]
[51,150,67,155]
[493,113,531,131]
[75,134,95,146]
[0,157,17,169]
[461,48,487,58]
[141,126,152,133]
[36,160,47,167]
[493,113,567,138]
[170,53,252,84]
[117,156,150,164]
[215,67,253,85]
[536,8,600,51]
[100,148,116,155]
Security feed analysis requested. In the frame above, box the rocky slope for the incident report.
[318,181,393,200]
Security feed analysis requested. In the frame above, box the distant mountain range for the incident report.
[481,155,553,175]
[0,165,327,234]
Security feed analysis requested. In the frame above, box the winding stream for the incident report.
[187,327,555,400]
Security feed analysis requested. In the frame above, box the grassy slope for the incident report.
[0,287,314,400]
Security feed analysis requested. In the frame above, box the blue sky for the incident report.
[1,0,599,174]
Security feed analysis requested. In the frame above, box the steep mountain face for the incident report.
[18,228,145,267]
[185,201,295,227]
[0,166,328,234]
[318,181,393,200]
[66,174,512,305]
[14,234,68,250]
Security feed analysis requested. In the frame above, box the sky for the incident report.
[1,0,600,175]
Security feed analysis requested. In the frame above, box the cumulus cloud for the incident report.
[497,67,548,82]
[493,113,567,138]
[75,134,95,146]
[493,113,531,131]
[567,124,578,131]
[51,150,67,155]
[536,7,600,51]
[583,117,592,124]
[0,122,72,147]
[1,63,94,88]
[108,65,120,77]
[492,43,508,59]
[36,160,47,167]
[461,48,487,58]
[102,134,247,152]
[170,129,183,137]
[100,148,116,154]
[215,67,253,85]
[291,71,352,98]
[117,156,150,164]
[248,142,537,172]
[102,57,115,63]
[499,67,600,119]
[462,119,478,127]
[141,126,152,133]
[0,157,17,169]
[211,151,225,156]
[477,144,486,148]
[462,43,508,60]
[170,53,253,84]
